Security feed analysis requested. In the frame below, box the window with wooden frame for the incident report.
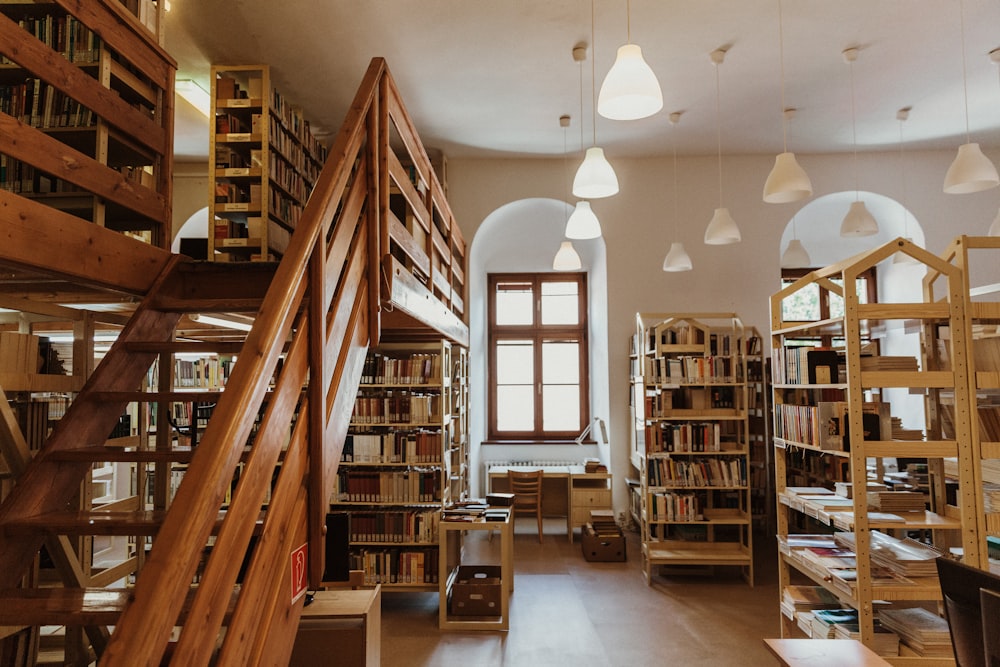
[781,266,878,345]
[487,273,589,442]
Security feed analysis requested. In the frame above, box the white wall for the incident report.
[447,147,1000,514]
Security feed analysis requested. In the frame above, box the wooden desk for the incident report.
[487,465,611,542]
[439,511,513,631]
[763,639,893,667]
[291,587,381,666]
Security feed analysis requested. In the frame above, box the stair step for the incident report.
[0,588,131,626]
[124,341,246,354]
[45,446,195,464]
[90,390,224,403]
[0,587,240,627]
[151,296,263,314]
[1,509,238,537]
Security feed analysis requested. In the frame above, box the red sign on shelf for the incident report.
[290,543,308,603]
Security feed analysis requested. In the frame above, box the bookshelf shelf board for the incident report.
[657,381,743,389]
[0,372,85,393]
[360,383,444,389]
[338,461,444,467]
[648,448,748,457]
[215,167,263,178]
[825,509,962,531]
[216,98,264,109]
[373,583,437,592]
[350,541,439,548]
[771,317,844,337]
[772,437,850,456]
[856,302,951,320]
[649,410,744,419]
[650,485,749,492]
[772,383,848,390]
[859,370,953,389]
[653,344,706,354]
[644,541,752,565]
[349,421,444,428]
[970,302,1000,320]
[650,514,750,526]
[332,501,443,508]
[982,442,1000,458]
[858,440,957,458]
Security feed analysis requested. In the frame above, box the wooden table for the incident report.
[763,639,894,667]
[439,510,513,631]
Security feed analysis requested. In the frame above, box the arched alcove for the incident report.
[467,197,610,497]
[777,191,928,430]
[171,206,209,256]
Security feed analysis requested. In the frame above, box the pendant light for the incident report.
[663,112,692,272]
[988,49,1000,235]
[573,4,619,199]
[553,241,582,271]
[563,106,602,239]
[780,218,811,268]
[944,0,999,194]
[839,48,878,238]
[704,48,740,245]
[598,0,662,121]
[893,107,919,264]
[763,0,812,203]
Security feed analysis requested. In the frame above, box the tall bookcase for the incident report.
[632,312,754,586]
[0,0,174,247]
[208,64,327,262]
[771,238,985,658]
[332,340,468,589]
[746,327,774,533]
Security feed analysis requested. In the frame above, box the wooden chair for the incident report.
[507,469,544,543]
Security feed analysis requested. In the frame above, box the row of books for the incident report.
[362,352,443,385]
[214,181,261,205]
[648,329,748,356]
[172,356,233,389]
[646,457,746,488]
[269,186,303,229]
[3,14,100,65]
[268,86,328,166]
[342,430,443,464]
[215,145,263,171]
[267,113,323,185]
[0,80,97,130]
[334,469,442,503]
[352,391,441,424]
[644,355,741,385]
[644,387,739,416]
[647,491,701,522]
[347,509,440,544]
[349,547,438,585]
[645,422,722,454]
[772,346,841,385]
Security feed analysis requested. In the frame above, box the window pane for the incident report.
[542,385,580,431]
[541,281,579,325]
[781,282,820,321]
[495,281,533,325]
[542,341,579,384]
[496,340,534,384]
[497,385,534,431]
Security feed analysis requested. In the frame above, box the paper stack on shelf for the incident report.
[780,585,842,620]
[878,607,952,657]
[833,622,901,657]
[867,490,926,513]
[835,531,943,577]
[890,417,924,441]
[860,356,919,372]
[810,607,858,638]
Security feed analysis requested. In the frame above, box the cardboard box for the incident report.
[581,523,626,562]
[449,565,501,616]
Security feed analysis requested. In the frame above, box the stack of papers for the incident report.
[879,608,952,657]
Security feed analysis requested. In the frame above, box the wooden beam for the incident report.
[0,190,171,295]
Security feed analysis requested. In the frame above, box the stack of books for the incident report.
[867,490,926,513]
[878,607,952,657]
[860,356,919,372]
[780,585,841,620]
[810,608,857,638]
[835,531,942,578]
[832,622,900,657]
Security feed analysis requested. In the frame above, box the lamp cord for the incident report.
[591,0,598,147]
[626,0,632,43]
[849,55,859,200]
[899,117,907,235]
[672,119,679,241]
[778,0,788,152]
[715,59,723,207]
[958,0,971,142]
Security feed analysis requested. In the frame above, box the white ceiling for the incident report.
[165,0,1000,162]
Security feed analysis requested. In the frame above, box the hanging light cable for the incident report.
[944,0,999,194]
[573,1,619,199]
[663,112,692,272]
[894,107,919,264]
[556,115,586,270]
[704,48,740,245]
[598,0,662,121]
[988,48,1000,235]
[781,217,811,268]
[763,0,813,203]
[839,47,878,237]
[565,54,603,240]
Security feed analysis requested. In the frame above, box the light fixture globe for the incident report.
[553,240,582,271]
[598,44,663,121]
[704,207,741,245]
[572,147,619,199]
[662,242,692,272]
[840,200,878,237]
[780,239,811,268]
[943,143,1000,194]
[763,152,813,203]
[565,201,602,239]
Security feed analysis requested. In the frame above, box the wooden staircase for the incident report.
[0,57,467,665]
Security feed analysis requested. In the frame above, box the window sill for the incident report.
[482,439,592,445]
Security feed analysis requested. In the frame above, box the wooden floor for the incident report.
[381,519,781,666]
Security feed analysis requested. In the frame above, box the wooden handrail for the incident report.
[102,57,466,664]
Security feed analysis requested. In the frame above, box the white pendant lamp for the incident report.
[663,242,693,272]
[763,1,812,204]
[553,241,582,271]
[781,217,811,268]
[705,48,740,245]
[893,108,920,265]
[840,48,878,238]
[573,6,619,199]
[944,0,999,194]
[565,201,602,239]
[598,1,662,121]
[663,112,692,272]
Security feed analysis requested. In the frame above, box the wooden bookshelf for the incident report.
[208,64,327,262]
[632,312,754,586]
[331,340,468,591]
[0,0,174,247]
[771,237,985,661]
